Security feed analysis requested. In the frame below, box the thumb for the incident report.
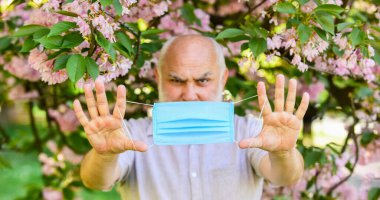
[123,138,148,152]
[239,136,263,149]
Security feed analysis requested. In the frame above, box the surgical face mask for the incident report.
[152,101,234,145]
[118,95,264,147]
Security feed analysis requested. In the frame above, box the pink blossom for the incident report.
[335,65,350,76]
[224,41,245,57]
[153,1,168,16]
[42,0,61,11]
[43,188,63,200]
[48,105,80,132]
[300,81,325,102]
[8,85,39,101]
[74,17,91,36]
[267,35,282,50]
[269,16,278,26]
[362,58,376,68]
[139,61,154,79]
[281,28,297,50]
[24,10,59,26]
[46,140,58,154]
[92,15,118,42]
[61,146,83,165]
[334,33,348,50]
[291,54,301,65]
[217,2,247,16]
[194,9,212,31]
[297,62,308,72]
[4,56,40,81]
[62,1,89,18]
[301,1,317,13]
[28,49,68,85]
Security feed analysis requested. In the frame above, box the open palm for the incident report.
[73,79,147,155]
[239,75,309,152]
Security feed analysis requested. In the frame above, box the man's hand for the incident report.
[73,79,147,155]
[239,74,309,152]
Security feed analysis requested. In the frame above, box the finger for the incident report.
[73,99,89,127]
[257,81,272,117]
[113,85,127,120]
[285,78,297,113]
[274,74,285,112]
[84,84,99,119]
[238,136,263,149]
[95,79,110,116]
[123,139,148,152]
[295,92,310,120]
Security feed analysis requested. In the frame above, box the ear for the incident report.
[154,67,160,83]
[221,68,229,87]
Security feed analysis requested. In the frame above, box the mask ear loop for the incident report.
[232,95,266,145]
[248,98,267,148]
[232,95,260,144]
[116,100,156,151]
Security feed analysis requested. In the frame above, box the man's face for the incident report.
[156,36,228,102]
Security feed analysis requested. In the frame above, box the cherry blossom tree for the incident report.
[0,0,379,199]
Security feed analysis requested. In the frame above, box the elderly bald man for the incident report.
[73,35,309,200]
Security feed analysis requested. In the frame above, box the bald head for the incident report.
[155,34,229,102]
[157,35,226,74]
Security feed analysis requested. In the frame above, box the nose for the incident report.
[181,84,199,101]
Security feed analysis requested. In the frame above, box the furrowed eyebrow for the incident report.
[195,72,212,80]
[169,73,186,82]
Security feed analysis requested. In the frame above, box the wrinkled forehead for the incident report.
[160,36,220,74]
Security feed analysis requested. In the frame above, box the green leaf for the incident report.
[0,155,11,169]
[356,86,373,99]
[274,2,297,14]
[113,0,123,16]
[313,27,329,41]
[13,25,47,37]
[337,22,354,32]
[180,3,201,26]
[20,37,37,53]
[142,29,166,37]
[360,132,376,146]
[0,36,12,52]
[54,54,70,70]
[332,46,344,57]
[297,0,309,5]
[48,21,77,37]
[35,35,63,49]
[297,24,312,44]
[216,28,245,40]
[99,0,112,6]
[368,188,380,200]
[61,32,84,48]
[141,42,162,53]
[374,49,380,65]
[66,54,85,83]
[350,27,365,47]
[113,42,130,58]
[33,28,50,39]
[115,31,133,54]
[95,31,116,62]
[313,4,344,17]
[84,57,99,80]
[286,18,301,29]
[249,38,267,57]
[360,45,369,58]
[315,11,335,34]
[55,10,79,17]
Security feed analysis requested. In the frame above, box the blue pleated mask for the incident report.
[152,101,235,145]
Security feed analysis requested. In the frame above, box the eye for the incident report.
[170,79,183,84]
[197,78,210,84]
